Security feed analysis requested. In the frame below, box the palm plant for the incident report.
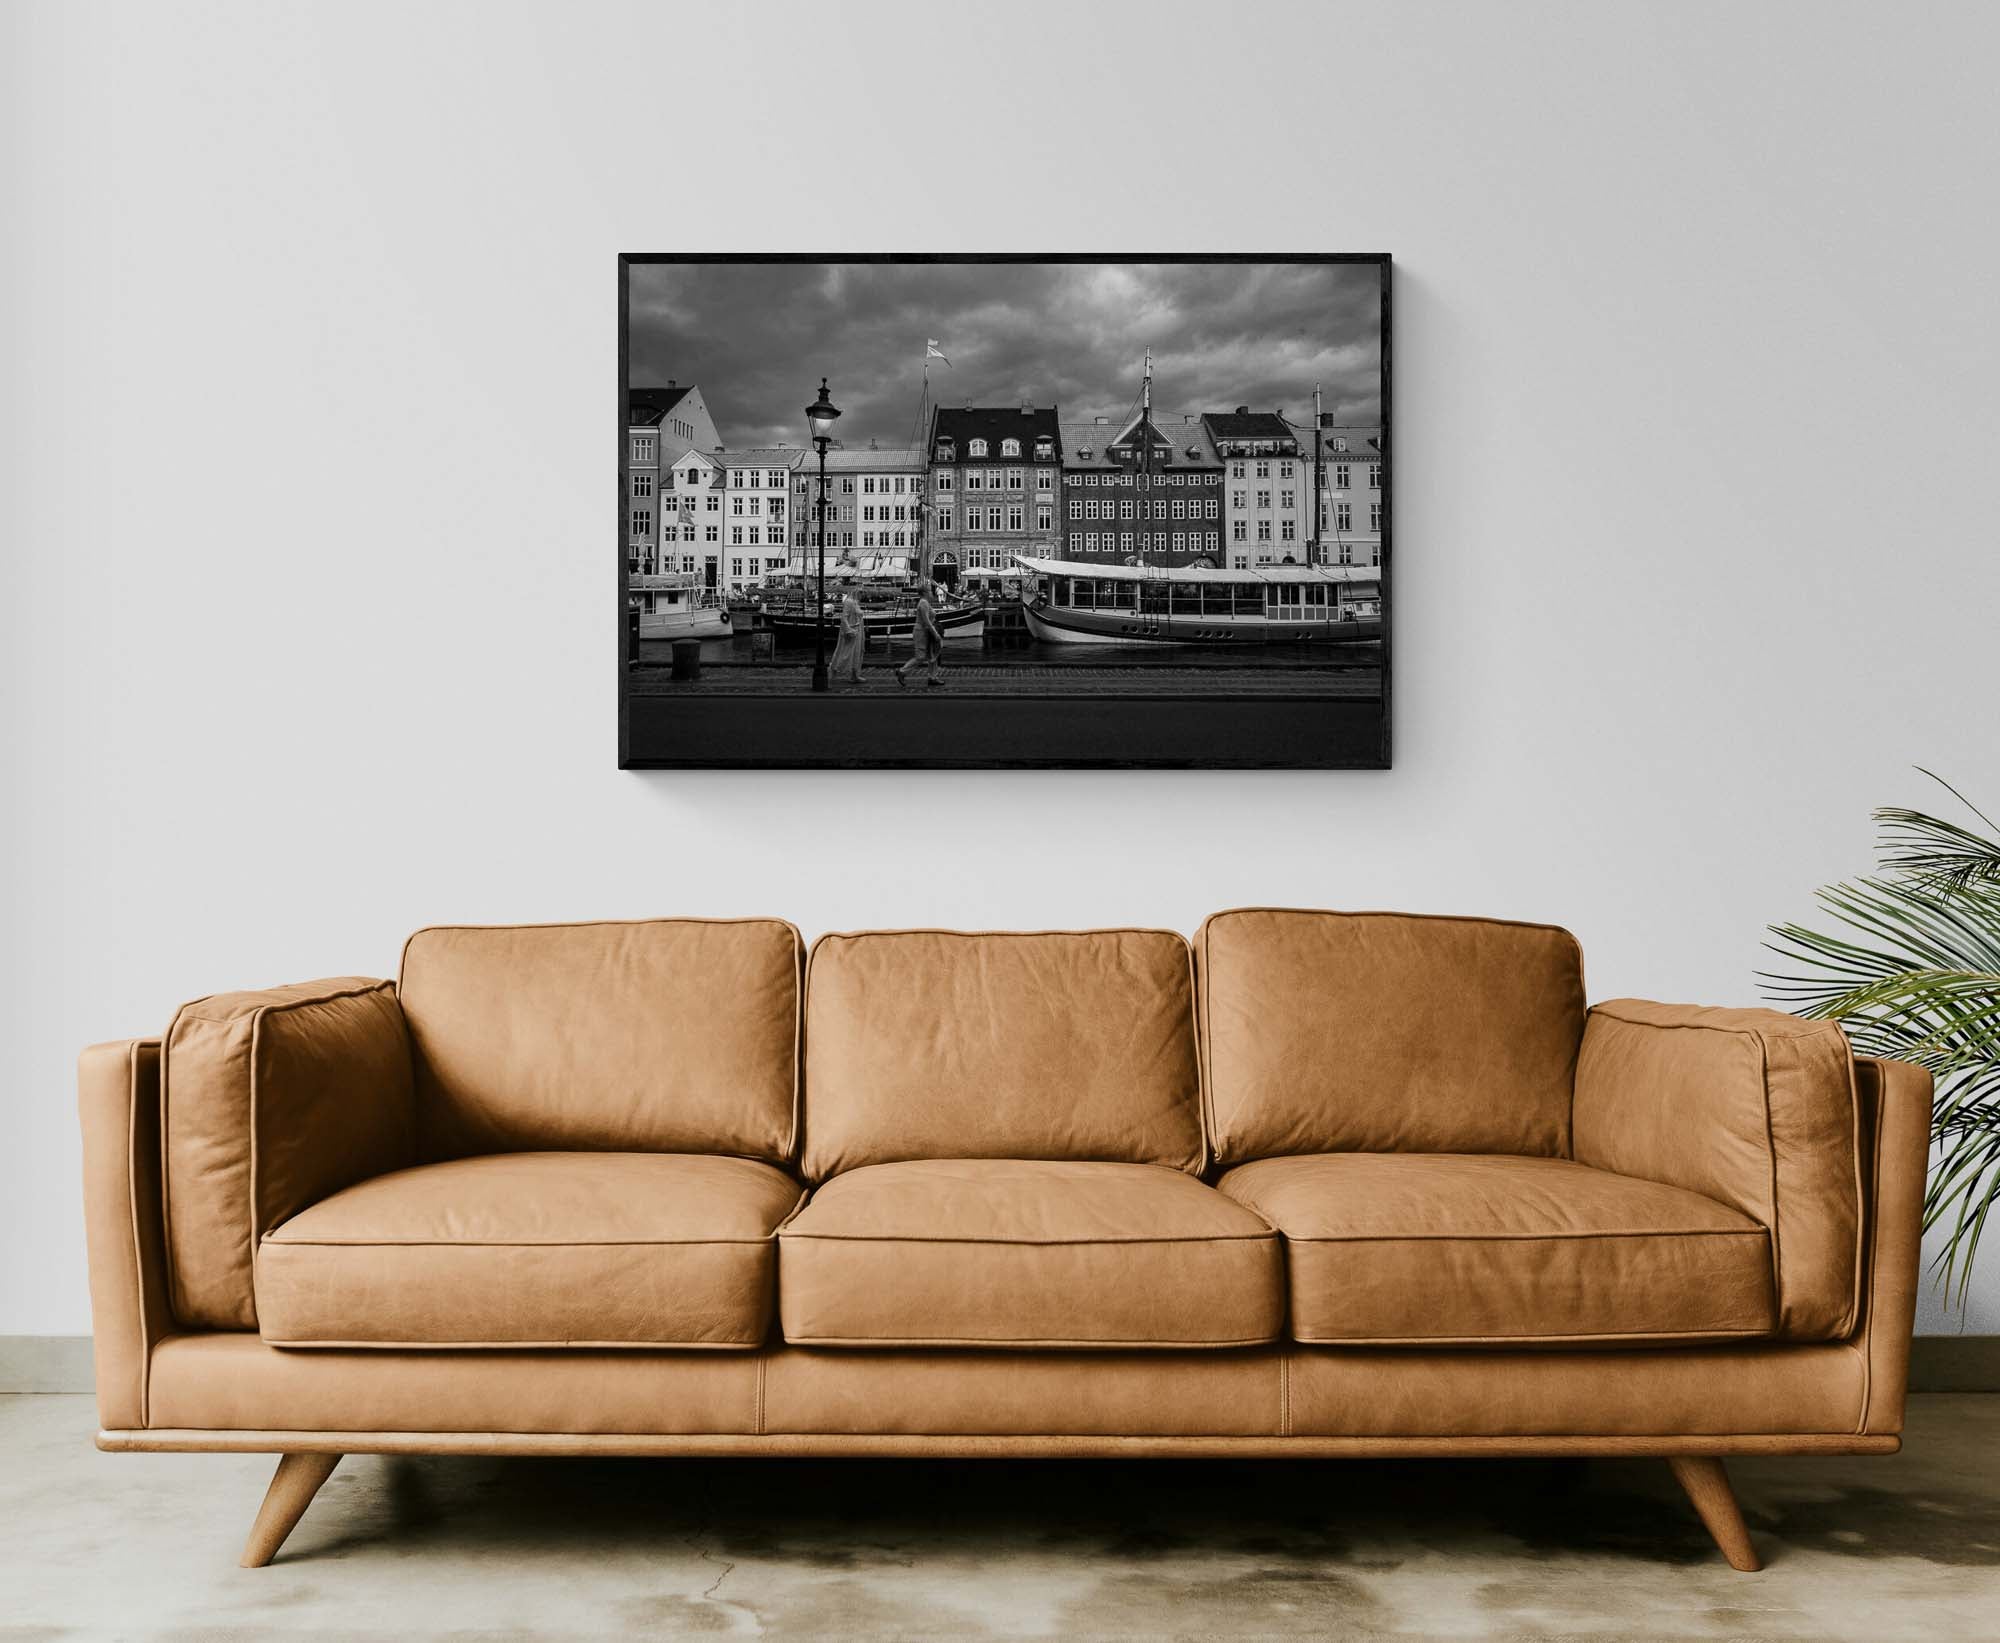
[1763,772,2000,1305]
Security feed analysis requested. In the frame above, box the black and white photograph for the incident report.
[620,255,1390,767]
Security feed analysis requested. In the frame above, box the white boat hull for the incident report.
[639,608,731,640]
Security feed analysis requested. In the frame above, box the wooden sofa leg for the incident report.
[1666,1456,1762,1571]
[241,1452,342,1568]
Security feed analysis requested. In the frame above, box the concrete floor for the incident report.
[2,1395,1995,1641]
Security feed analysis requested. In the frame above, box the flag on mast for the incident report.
[925,338,951,367]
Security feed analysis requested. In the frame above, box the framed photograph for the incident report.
[619,254,1390,768]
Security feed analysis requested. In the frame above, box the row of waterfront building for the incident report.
[627,382,1383,597]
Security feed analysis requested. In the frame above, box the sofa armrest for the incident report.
[78,1039,171,1431]
[162,978,415,1331]
[1572,999,1864,1339]
[1853,1054,1934,1433]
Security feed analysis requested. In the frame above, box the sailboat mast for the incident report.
[1141,349,1153,559]
[1313,382,1325,566]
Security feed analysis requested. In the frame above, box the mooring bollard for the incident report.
[749,630,775,664]
[671,639,702,681]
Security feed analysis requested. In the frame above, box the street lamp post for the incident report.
[805,378,841,692]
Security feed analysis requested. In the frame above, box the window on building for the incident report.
[1036,506,1052,532]
[1068,498,1081,517]
[1336,503,1352,530]
[1257,521,1271,542]
[936,506,955,534]
[705,525,719,542]
[1280,463,1293,479]
[1256,490,1271,509]
[731,558,743,578]
[1232,520,1247,542]
[1255,461,1270,478]
[1281,520,1296,541]
[1231,462,1244,479]
[682,555,695,572]
[968,438,988,457]
[966,510,981,532]
[1333,438,1348,452]
[1000,438,1020,457]
[632,473,653,498]
[706,494,719,511]
[1007,505,1023,531]
[987,506,1003,531]
[1120,499,1135,520]
[1232,491,1246,509]
[1370,503,1383,530]
[936,469,954,491]
[629,508,651,539]
[631,435,655,462]
[1280,490,1295,510]
[1036,468,1053,491]
[731,526,743,544]
[1005,467,1022,490]
[1120,532,1135,552]
[1369,464,1382,490]
[965,470,985,491]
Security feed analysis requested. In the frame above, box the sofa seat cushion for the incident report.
[778,1159,1284,1349]
[1218,1153,1776,1347]
[257,1152,802,1349]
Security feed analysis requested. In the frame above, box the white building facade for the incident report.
[626,383,721,574]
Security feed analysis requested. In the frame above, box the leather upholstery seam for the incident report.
[259,1337,768,1350]
[777,1232,1282,1247]
[1270,1228,1769,1244]
[1290,1327,1774,1345]
[125,1039,152,1429]
[780,1334,1282,1349]
[263,1237,787,1248]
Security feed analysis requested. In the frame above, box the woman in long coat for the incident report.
[829,592,867,688]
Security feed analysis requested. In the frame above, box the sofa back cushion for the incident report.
[400,918,801,1162]
[801,928,1204,1181]
[1197,908,1588,1163]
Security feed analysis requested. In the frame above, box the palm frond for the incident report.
[1874,768,2000,891]
[1762,772,2000,1307]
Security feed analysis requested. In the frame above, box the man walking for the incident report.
[895,588,945,690]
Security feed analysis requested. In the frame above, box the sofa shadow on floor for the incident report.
[6,1394,1999,1641]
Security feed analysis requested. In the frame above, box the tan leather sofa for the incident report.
[77,912,1933,1571]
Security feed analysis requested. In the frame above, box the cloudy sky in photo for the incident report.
[628,261,1382,450]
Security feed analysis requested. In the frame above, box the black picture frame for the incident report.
[619,253,1391,769]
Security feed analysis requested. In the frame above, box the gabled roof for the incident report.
[1201,410,1296,442]
[715,447,809,470]
[808,447,929,473]
[1315,425,1385,453]
[1059,417,1220,468]
[628,384,694,425]
[931,406,1062,454]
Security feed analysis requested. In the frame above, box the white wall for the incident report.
[5,0,1996,1338]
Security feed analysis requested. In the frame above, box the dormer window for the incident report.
[968,438,988,458]
[1000,437,1021,458]
[935,441,955,461]
[1332,438,1348,453]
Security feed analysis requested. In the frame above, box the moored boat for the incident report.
[631,573,731,639]
[1013,556,1382,646]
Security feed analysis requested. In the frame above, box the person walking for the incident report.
[829,592,867,689]
[896,588,945,689]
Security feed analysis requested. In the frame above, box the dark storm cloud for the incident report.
[628,261,1381,449]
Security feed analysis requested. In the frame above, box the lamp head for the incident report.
[806,378,841,443]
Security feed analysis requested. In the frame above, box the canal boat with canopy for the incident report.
[1012,555,1382,646]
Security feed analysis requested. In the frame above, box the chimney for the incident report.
[1094,416,1108,425]
[1236,405,1249,416]
[667,379,676,389]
